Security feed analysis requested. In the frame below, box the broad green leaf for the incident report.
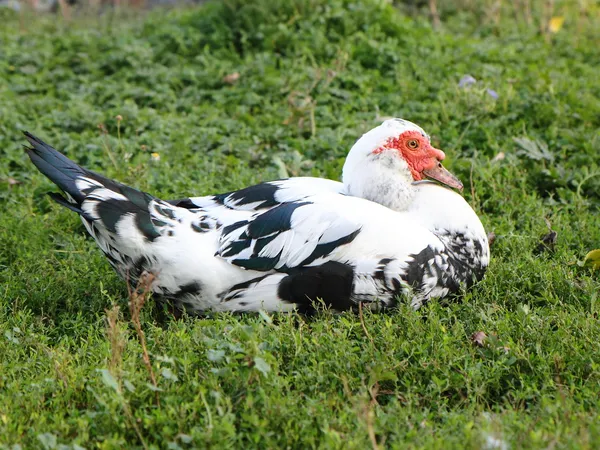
[161,367,179,382]
[146,383,163,392]
[207,349,226,362]
[98,369,119,392]
[513,137,554,162]
[253,357,271,375]
[37,433,57,450]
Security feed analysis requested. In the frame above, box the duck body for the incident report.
[24,119,489,314]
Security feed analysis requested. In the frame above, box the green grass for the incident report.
[1,0,599,448]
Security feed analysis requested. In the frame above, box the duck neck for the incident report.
[342,153,417,211]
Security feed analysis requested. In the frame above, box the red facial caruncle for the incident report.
[372,130,463,190]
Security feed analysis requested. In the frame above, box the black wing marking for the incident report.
[217,201,361,272]
[214,182,280,210]
[24,132,166,243]
[169,182,281,212]
[168,178,344,213]
[277,261,356,313]
[23,132,207,252]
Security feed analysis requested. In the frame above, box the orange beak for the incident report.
[422,161,464,190]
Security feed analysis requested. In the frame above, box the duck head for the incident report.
[342,118,463,211]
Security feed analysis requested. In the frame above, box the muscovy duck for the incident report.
[24,119,489,313]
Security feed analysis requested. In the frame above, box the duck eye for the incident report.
[407,139,419,149]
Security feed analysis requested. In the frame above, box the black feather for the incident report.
[299,228,361,266]
[232,255,283,271]
[214,182,280,210]
[47,192,94,220]
[167,198,200,209]
[24,132,142,206]
[24,133,88,204]
[24,132,163,242]
[221,220,249,237]
[167,282,203,300]
[404,246,437,288]
[277,261,355,312]
[220,239,252,258]
[246,201,310,238]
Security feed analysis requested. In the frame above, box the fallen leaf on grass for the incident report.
[471,331,487,347]
[534,219,557,254]
[223,72,240,84]
[471,331,510,353]
[535,230,558,254]
[491,152,505,162]
[487,232,497,247]
[583,249,600,270]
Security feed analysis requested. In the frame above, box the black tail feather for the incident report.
[23,131,88,204]
[47,192,95,220]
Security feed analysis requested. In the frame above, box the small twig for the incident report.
[98,123,119,171]
[106,305,124,374]
[542,0,556,42]
[105,305,148,450]
[116,115,126,156]
[309,102,316,138]
[449,120,472,155]
[524,0,533,26]
[469,162,477,205]
[342,373,382,450]
[123,402,148,449]
[56,0,71,21]
[128,271,160,406]
[199,390,214,431]
[365,382,381,450]
[491,0,502,27]
[358,302,374,346]
[429,0,441,29]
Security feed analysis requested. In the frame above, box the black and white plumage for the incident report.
[24,119,490,314]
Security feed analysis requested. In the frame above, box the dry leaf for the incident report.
[548,16,565,33]
[583,249,600,270]
[487,232,497,247]
[7,177,21,186]
[223,72,240,84]
[491,152,505,162]
[535,230,557,254]
[471,331,487,347]
[535,219,557,254]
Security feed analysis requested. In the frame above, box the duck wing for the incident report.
[216,198,362,272]
[168,177,344,212]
